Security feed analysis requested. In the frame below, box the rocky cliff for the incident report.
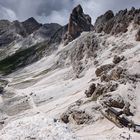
[94,7,140,34]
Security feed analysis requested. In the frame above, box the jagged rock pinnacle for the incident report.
[63,5,93,45]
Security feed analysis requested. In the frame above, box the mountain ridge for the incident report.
[0,4,139,140]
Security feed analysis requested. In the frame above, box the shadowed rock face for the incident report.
[22,17,42,35]
[94,10,114,33]
[64,5,93,44]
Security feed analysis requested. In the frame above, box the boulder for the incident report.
[100,94,125,109]
[113,55,124,64]
[100,67,124,82]
[85,83,96,97]
[61,109,91,125]
[95,64,115,77]
[92,82,118,100]
[136,29,140,41]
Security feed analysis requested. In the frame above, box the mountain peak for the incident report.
[63,5,93,45]
[24,17,38,24]
[22,17,42,35]
[72,4,83,15]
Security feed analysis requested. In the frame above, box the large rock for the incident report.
[95,64,115,77]
[61,109,92,125]
[100,94,125,109]
[85,83,96,97]
[64,5,93,44]
[92,82,118,100]
[113,55,124,64]
[101,67,124,82]
[136,29,140,41]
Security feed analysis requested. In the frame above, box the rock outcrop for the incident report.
[113,55,124,64]
[94,7,140,34]
[94,10,114,33]
[95,64,115,77]
[91,82,118,100]
[61,109,92,125]
[64,5,93,44]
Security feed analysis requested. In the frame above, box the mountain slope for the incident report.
[0,5,139,140]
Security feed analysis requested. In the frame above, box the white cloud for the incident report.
[0,5,17,21]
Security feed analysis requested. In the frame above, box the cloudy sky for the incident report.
[0,0,140,25]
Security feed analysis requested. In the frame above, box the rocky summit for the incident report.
[63,5,93,45]
[0,4,140,140]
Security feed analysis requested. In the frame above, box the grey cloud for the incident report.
[0,0,139,25]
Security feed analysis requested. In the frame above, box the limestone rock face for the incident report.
[94,10,114,33]
[64,5,93,44]
[94,7,140,34]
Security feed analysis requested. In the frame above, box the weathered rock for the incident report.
[95,64,115,77]
[94,7,140,35]
[113,55,124,64]
[64,5,93,44]
[123,102,133,116]
[134,14,140,25]
[92,82,118,100]
[100,74,110,82]
[136,29,140,41]
[85,83,96,97]
[61,112,69,124]
[110,67,124,81]
[61,109,92,125]
[94,10,114,33]
[100,94,125,109]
